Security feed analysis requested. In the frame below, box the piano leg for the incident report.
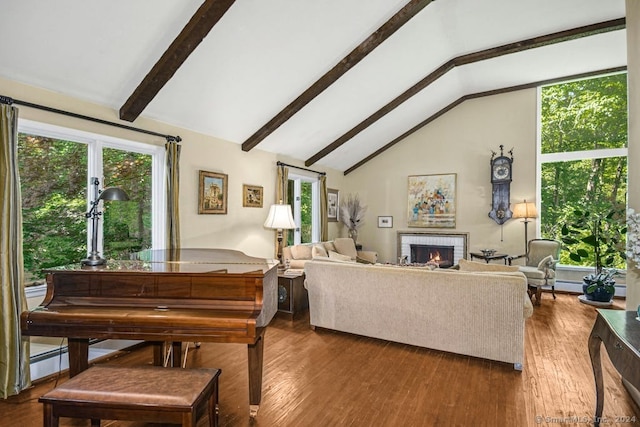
[67,338,89,377]
[248,328,266,418]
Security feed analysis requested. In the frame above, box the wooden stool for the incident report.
[39,365,220,427]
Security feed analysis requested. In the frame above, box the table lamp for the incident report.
[264,202,296,267]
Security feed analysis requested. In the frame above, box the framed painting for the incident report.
[407,173,456,228]
[378,216,393,228]
[327,188,339,222]
[199,170,228,214]
[243,184,263,208]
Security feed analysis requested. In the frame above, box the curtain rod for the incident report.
[277,161,326,176]
[0,95,181,143]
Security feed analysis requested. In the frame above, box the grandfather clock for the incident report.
[488,145,513,225]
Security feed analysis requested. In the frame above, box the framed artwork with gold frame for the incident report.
[243,184,263,208]
[199,170,228,214]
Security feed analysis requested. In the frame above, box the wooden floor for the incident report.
[2,292,639,427]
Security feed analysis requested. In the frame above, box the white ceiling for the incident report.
[0,0,627,173]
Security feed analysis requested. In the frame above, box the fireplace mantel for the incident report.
[397,231,469,265]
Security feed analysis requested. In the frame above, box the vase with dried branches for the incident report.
[340,194,367,244]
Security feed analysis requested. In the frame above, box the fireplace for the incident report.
[398,231,468,267]
[410,244,454,267]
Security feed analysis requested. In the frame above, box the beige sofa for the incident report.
[303,258,533,370]
[282,237,377,269]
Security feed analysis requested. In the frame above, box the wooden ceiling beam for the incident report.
[240,0,433,152]
[343,66,627,175]
[119,0,236,122]
[306,18,626,167]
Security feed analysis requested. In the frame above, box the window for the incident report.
[286,172,320,245]
[18,120,165,281]
[539,73,627,269]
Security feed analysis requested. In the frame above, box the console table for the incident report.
[588,309,640,426]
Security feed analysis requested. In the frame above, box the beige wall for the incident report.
[343,89,538,263]
[0,77,345,260]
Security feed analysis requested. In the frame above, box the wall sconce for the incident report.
[264,202,296,267]
[82,177,129,266]
[512,200,538,254]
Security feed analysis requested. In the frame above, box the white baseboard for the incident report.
[30,339,141,381]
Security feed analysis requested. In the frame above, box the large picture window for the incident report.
[18,120,165,282]
[539,73,627,269]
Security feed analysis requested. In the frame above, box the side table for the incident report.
[588,309,640,426]
[278,271,308,320]
[469,252,508,264]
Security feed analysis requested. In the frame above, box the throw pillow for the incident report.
[323,241,336,253]
[537,255,554,270]
[312,244,329,258]
[458,258,520,273]
[328,250,353,262]
[333,238,358,260]
[290,245,312,260]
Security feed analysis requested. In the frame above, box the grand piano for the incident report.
[21,248,278,417]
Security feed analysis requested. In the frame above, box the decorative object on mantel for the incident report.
[561,201,626,304]
[340,193,367,244]
[82,177,129,266]
[264,202,296,267]
[512,200,538,254]
[407,173,456,228]
[488,146,513,234]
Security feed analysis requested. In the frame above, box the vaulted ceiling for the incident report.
[0,0,627,174]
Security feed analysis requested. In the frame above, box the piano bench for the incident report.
[39,365,221,427]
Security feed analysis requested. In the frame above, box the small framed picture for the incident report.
[327,188,339,222]
[378,216,393,228]
[199,170,228,214]
[243,184,263,208]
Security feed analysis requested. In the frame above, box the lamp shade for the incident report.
[264,204,296,230]
[512,201,538,219]
[98,187,129,202]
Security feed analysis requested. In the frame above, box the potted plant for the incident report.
[560,201,626,302]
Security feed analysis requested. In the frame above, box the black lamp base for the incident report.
[82,255,106,266]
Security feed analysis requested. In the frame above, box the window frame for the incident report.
[18,119,167,257]
[288,171,320,245]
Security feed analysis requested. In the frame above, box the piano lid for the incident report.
[45,248,279,275]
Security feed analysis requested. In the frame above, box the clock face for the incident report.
[493,165,510,180]
[492,158,511,181]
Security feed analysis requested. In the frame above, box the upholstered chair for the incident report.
[508,239,561,306]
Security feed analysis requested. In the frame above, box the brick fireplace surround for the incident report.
[397,231,469,265]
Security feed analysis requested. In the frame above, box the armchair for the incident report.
[508,239,561,305]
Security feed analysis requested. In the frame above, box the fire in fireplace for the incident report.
[410,244,455,268]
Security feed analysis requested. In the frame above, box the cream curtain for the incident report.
[0,104,30,398]
[319,174,328,241]
[165,140,181,251]
[276,165,289,255]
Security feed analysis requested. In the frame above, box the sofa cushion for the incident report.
[290,244,313,260]
[333,238,358,260]
[312,244,329,258]
[458,258,520,273]
[328,250,354,262]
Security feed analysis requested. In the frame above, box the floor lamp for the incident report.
[82,177,129,266]
[512,200,538,254]
[264,202,296,267]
